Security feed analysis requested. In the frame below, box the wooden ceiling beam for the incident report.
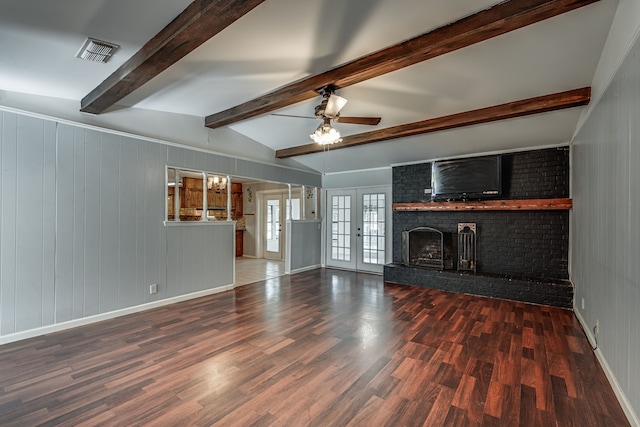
[80,0,266,114]
[275,87,591,158]
[205,0,599,129]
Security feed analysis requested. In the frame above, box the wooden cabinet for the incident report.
[231,183,243,219]
[182,177,203,208]
[177,177,204,220]
[167,186,175,219]
[235,230,243,257]
[174,177,243,220]
[207,189,226,210]
[204,182,242,218]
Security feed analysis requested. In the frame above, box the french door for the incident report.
[326,187,391,273]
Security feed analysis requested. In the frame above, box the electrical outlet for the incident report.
[424,188,432,195]
[149,284,158,294]
[581,297,585,310]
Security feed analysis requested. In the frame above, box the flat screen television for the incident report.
[431,155,502,201]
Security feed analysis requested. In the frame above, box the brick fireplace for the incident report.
[384,148,573,308]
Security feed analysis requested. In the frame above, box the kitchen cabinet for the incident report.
[208,189,226,210]
[182,177,203,208]
[172,176,243,221]
[231,183,243,219]
[205,182,242,218]
[235,230,243,257]
[168,186,175,219]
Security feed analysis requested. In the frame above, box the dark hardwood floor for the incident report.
[0,269,629,426]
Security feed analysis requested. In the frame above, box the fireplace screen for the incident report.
[402,227,444,269]
[457,223,477,272]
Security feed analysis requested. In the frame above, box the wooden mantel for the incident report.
[392,198,572,212]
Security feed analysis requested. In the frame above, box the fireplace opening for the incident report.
[402,227,455,270]
[402,227,442,269]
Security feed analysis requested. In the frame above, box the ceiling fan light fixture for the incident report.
[324,94,348,118]
[310,121,342,145]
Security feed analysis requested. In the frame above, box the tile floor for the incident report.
[235,256,286,286]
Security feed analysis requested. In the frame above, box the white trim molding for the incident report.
[0,284,234,346]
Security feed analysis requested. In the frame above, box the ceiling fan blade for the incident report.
[324,94,348,118]
[334,116,381,126]
[271,113,316,119]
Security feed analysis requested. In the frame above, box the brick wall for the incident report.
[503,147,569,199]
[392,147,570,280]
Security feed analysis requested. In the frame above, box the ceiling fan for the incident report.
[272,86,381,145]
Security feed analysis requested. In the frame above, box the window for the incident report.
[166,167,229,222]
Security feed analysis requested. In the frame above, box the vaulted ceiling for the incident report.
[0,0,618,174]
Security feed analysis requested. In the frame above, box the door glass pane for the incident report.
[266,199,280,252]
[331,195,351,262]
[362,193,385,265]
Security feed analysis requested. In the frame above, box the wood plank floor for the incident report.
[0,269,629,426]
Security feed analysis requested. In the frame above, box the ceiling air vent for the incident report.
[76,37,119,63]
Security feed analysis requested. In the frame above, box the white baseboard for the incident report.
[574,307,640,427]
[290,264,322,274]
[0,284,235,346]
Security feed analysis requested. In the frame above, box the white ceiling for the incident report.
[0,0,618,174]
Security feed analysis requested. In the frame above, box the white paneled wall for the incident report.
[289,220,322,272]
[53,126,167,323]
[0,111,321,340]
[1,114,57,334]
[572,34,640,422]
[166,223,234,297]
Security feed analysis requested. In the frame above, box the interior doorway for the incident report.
[255,188,303,261]
[260,191,302,261]
[264,194,283,260]
[234,184,314,287]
